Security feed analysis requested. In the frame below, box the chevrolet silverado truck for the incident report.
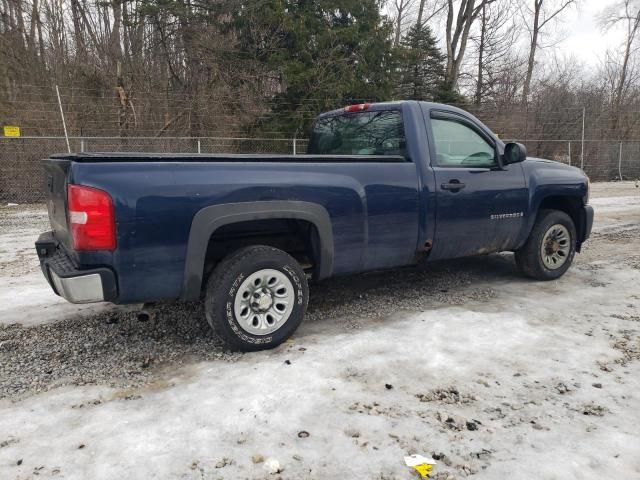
[35,101,594,351]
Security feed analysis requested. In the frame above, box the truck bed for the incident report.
[50,153,408,163]
[41,154,422,303]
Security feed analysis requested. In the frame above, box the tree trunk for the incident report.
[393,1,405,46]
[70,0,86,60]
[416,0,426,27]
[475,5,486,105]
[36,1,45,61]
[611,4,640,132]
[111,1,127,135]
[13,0,27,48]
[445,0,454,82]
[28,0,38,51]
[445,0,488,91]
[110,0,123,66]
[522,0,541,105]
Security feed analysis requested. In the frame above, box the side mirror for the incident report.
[503,142,527,165]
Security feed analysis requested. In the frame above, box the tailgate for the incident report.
[43,158,73,250]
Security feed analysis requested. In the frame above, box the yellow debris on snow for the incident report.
[404,454,437,478]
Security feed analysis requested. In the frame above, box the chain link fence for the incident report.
[0,136,637,203]
[516,139,640,182]
[0,137,309,203]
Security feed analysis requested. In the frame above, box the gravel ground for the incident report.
[0,244,503,399]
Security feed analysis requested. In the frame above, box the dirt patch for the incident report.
[592,225,640,242]
[582,403,609,417]
[612,330,640,366]
[415,386,476,405]
[0,303,241,399]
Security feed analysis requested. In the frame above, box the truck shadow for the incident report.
[307,252,524,320]
[1,253,526,400]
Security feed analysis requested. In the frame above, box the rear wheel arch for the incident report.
[181,201,333,301]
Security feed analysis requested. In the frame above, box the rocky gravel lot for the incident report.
[0,182,639,479]
[0,247,503,399]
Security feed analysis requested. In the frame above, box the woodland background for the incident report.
[1,0,640,200]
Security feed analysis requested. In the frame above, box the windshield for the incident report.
[307,110,406,156]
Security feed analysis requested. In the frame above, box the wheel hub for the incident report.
[545,239,561,254]
[540,224,571,270]
[233,269,295,335]
[251,288,274,312]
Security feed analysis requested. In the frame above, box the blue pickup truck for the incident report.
[36,101,593,350]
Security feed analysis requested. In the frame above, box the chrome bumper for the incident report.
[35,232,117,304]
[50,270,105,303]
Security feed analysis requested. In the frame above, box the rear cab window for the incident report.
[307,110,406,157]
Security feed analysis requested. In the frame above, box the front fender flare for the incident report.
[181,201,334,301]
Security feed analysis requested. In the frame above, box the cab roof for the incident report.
[317,100,479,119]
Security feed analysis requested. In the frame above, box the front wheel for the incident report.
[515,209,577,280]
[204,245,309,351]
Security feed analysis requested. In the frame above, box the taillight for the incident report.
[344,103,370,113]
[67,184,116,251]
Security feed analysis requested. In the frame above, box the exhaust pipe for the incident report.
[137,303,157,322]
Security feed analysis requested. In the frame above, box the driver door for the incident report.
[428,111,528,261]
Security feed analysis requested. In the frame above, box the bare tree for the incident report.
[389,0,446,46]
[415,0,448,27]
[391,0,415,46]
[472,0,518,104]
[520,0,577,104]
[482,51,528,107]
[444,0,496,90]
[600,0,640,123]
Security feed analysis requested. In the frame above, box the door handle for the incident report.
[441,180,466,191]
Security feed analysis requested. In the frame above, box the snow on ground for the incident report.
[0,206,125,327]
[0,272,124,327]
[1,182,639,480]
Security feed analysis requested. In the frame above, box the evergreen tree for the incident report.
[232,0,396,136]
[395,24,458,103]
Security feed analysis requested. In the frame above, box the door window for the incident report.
[431,117,496,167]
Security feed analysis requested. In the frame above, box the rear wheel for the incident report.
[204,245,308,351]
[515,209,576,280]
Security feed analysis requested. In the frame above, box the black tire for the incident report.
[204,245,309,351]
[515,209,577,280]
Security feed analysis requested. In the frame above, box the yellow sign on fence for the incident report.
[3,126,21,137]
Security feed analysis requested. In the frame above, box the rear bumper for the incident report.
[35,232,117,304]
